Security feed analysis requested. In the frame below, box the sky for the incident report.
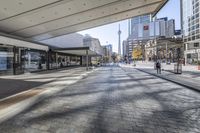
[78,20,128,52]
[156,0,181,30]
[78,0,181,53]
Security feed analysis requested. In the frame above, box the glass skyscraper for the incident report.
[130,14,151,37]
[182,0,200,64]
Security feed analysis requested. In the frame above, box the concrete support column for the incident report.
[80,56,82,66]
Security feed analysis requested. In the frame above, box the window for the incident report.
[195,2,199,8]
[196,24,200,28]
[195,8,199,13]
[196,34,200,39]
[143,25,149,30]
[194,42,199,47]
[184,39,187,42]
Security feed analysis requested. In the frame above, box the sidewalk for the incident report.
[135,61,200,80]
[0,67,97,124]
[121,62,200,92]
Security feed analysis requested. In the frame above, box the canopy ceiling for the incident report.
[0,0,167,41]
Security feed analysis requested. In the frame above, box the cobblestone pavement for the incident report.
[0,66,200,133]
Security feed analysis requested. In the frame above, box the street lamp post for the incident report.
[195,47,198,65]
[159,45,162,61]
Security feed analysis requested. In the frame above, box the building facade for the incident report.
[0,35,50,75]
[127,14,176,62]
[129,17,175,41]
[125,14,152,60]
[83,36,104,65]
[0,33,105,75]
[181,0,200,64]
[124,39,138,58]
[83,36,104,56]
[130,14,151,39]
[103,44,113,63]
[122,40,128,57]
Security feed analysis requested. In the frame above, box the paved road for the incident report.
[0,66,200,133]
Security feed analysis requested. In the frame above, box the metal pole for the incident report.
[13,46,16,75]
[154,19,156,62]
[86,50,88,71]
[196,48,198,65]
[166,43,168,63]
[56,52,58,69]
[197,50,198,65]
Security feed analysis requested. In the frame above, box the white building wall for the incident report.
[138,24,143,38]
[155,21,160,36]
[166,19,175,38]
[149,22,155,37]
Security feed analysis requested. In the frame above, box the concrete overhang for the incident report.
[0,0,167,41]
[0,34,49,51]
[54,47,101,56]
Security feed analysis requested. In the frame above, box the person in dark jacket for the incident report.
[156,61,161,74]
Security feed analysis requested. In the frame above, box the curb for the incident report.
[135,68,200,93]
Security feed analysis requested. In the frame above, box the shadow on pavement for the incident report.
[0,78,49,99]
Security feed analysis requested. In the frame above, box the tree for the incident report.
[103,56,109,63]
[132,48,142,60]
[111,52,117,62]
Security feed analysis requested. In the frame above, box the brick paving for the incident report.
[0,66,200,133]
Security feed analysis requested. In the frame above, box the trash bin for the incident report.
[174,63,182,74]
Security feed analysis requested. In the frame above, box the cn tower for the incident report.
[118,24,122,55]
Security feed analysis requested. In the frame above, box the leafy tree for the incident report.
[132,48,142,59]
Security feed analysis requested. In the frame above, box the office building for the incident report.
[125,14,152,60]
[129,14,151,40]
[181,0,200,64]
[129,17,175,41]
[103,44,113,63]
[122,40,128,57]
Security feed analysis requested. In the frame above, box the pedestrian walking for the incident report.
[156,61,161,74]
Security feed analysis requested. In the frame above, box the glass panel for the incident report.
[0,45,14,75]
[24,50,47,72]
